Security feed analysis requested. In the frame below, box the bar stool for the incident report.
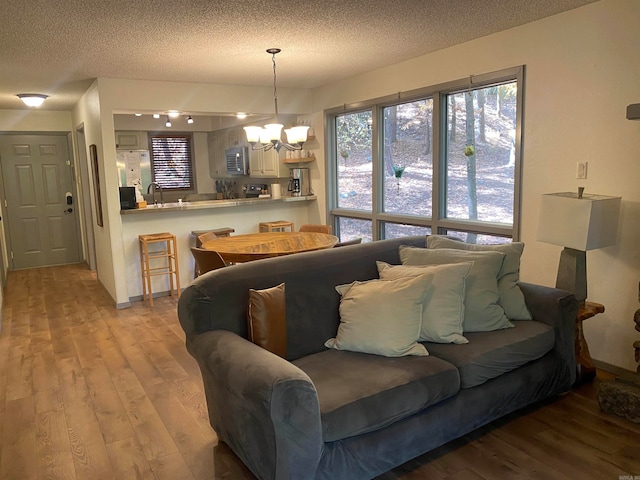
[259,220,294,232]
[138,232,180,307]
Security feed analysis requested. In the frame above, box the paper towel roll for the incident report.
[271,183,281,199]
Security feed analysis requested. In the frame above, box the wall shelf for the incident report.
[283,154,316,164]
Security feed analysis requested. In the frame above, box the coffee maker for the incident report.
[288,167,311,197]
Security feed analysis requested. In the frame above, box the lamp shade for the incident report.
[537,192,621,251]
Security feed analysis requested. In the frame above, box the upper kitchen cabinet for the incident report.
[208,131,228,178]
[249,147,288,178]
[115,131,147,150]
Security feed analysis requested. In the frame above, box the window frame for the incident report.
[325,65,524,242]
[147,132,196,193]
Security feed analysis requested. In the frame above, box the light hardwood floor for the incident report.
[0,263,639,479]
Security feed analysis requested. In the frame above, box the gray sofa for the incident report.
[178,236,577,480]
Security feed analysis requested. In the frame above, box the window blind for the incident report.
[149,134,194,190]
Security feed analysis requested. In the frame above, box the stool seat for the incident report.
[259,220,294,233]
[139,232,180,307]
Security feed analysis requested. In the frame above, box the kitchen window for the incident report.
[148,133,195,191]
[326,66,523,244]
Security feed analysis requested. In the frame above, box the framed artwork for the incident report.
[90,144,104,227]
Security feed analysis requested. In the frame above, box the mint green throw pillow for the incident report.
[326,274,434,357]
[377,261,471,344]
[399,246,513,332]
[426,235,531,320]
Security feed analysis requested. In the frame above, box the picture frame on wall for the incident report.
[90,144,104,227]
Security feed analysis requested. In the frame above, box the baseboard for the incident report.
[127,289,177,305]
[593,359,638,380]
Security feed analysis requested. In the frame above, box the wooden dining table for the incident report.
[201,231,339,263]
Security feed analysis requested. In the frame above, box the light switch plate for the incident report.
[576,162,588,179]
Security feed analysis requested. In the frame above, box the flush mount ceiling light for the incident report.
[17,93,48,107]
[153,113,160,119]
[236,112,248,119]
[168,111,180,118]
[244,48,309,152]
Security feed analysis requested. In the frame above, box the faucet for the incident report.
[147,182,163,206]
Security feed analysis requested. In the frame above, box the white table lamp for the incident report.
[537,190,621,305]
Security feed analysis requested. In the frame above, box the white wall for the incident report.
[72,82,122,303]
[310,0,640,371]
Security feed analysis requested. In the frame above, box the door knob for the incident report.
[64,208,73,214]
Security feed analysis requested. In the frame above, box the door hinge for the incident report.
[10,251,13,260]
[3,199,6,207]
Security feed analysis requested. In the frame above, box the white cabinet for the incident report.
[249,147,288,178]
[226,128,242,149]
[115,131,146,150]
[208,132,228,177]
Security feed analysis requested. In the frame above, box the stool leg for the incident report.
[139,240,148,303]
[172,236,181,298]
[144,241,154,307]
[166,239,174,298]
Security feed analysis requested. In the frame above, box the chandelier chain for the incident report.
[272,51,279,117]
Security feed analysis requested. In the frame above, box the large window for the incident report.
[148,133,195,191]
[327,66,523,244]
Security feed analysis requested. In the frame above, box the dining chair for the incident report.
[197,231,223,247]
[299,224,332,234]
[190,247,227,278]
[333,237,363,247]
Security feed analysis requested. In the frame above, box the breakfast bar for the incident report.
[119,194,320,305]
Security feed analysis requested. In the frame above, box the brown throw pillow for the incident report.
[247,283,287,358]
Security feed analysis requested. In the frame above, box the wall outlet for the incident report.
[576,162,588,179]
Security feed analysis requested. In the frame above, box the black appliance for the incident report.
[244,183,267,198]
[287,178,301,196]
[119,186,137,210]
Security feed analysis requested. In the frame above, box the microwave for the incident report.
[226,146,249,176]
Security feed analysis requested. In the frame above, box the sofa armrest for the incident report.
[518,282,577,385]
[189,330,323,480]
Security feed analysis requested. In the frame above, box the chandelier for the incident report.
[243,48,309,152]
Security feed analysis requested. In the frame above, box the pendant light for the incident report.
[244,48,309,152]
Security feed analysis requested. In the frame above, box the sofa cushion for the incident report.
[247,283,287,358]
[325,274,434,357]
[399,246,513,333]
[424,320,555,388]
[426,235,532,320]
[292,349,460,442]
[377,261,471,344]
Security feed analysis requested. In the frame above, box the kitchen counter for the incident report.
[120,195,317,215]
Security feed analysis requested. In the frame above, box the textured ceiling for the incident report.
[0,0,596,111]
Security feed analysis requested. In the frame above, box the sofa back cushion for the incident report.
[178,236,427,361]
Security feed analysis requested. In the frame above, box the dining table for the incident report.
[201,231,339,263]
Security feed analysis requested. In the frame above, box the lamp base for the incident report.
[556,247,587,304]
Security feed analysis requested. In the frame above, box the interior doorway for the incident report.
[0,134,81,269]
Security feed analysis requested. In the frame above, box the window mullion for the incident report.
[432,91,445,235]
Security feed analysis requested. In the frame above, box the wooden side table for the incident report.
[575,301,604,384]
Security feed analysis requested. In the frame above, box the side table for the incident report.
[575,301,604,384]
